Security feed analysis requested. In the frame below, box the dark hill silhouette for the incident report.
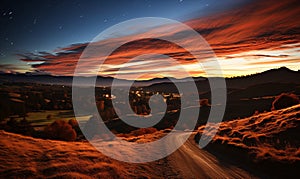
[0,67,299,89]
[227,82,300,99]
[226,67,300,88]
[145,67,300,93]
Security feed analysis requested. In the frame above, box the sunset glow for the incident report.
[1,0,299,79]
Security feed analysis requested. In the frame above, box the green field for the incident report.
[8,110,92,130]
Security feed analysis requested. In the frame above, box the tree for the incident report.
[272,93,300,110]
[44,120,76,141]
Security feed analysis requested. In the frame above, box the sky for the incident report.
[0,0,299,79]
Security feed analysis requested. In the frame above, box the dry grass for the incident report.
[117,128,171,143]
[197,104,300,162]
[0,130,177,178]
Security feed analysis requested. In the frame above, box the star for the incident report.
[0,52,5,57]
[2,10,14,20]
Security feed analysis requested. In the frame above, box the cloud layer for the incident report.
[20,0,300,79]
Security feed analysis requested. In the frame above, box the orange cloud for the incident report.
[187,0,300,55]
[20,0,300,79]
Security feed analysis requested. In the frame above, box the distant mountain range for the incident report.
[0,67,299,89]
[144,67,300,92]
[0,71,205,87]
[226,67,300,88]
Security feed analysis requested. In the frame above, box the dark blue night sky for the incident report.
[0,0,248,70]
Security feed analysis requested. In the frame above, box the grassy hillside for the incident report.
[0,130,177,178]
[198,104,300,177]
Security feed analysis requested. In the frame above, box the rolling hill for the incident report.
[0,130,178,178]
[198,104,300,178]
